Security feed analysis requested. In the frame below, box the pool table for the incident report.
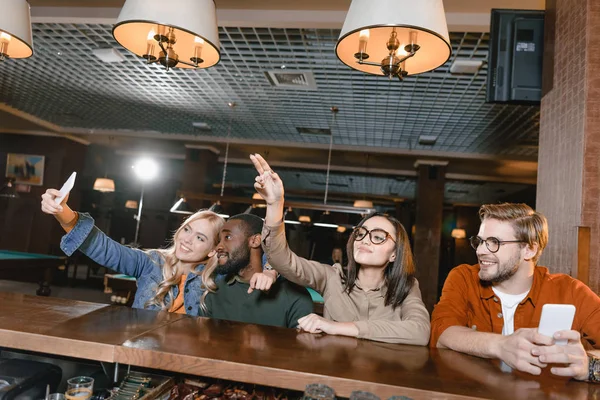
[0,250,67,296]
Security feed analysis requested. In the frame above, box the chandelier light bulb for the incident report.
[0,32,11,43]
[146,29,155,43]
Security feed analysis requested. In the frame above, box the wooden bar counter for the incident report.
[0,292,597,399]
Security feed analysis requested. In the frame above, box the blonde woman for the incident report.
[41,189,276,315]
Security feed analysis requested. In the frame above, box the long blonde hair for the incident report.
[145,210,224,309]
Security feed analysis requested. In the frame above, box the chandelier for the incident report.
[0,0,33,62]
[335,0,451,80]
[112,0,220,71]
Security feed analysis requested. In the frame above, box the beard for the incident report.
[215,245,251,276]
[479,251,521,284]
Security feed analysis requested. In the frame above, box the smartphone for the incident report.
[538,304,576,345]
[55,172,77,205]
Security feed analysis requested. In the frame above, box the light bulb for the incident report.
[194,36,205,48]
[0,32,11,43]
[359,29,370,41]
[147,29,156,44]
[358,29,369,55]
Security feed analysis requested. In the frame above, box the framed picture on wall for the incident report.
[5,153,45,186]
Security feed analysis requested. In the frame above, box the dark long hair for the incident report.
[344,212,416,309]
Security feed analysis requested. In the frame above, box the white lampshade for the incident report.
[93,178,115,193]
[0,0,33,59]
[451,228,467,239]
[353,200,374,209]
[113,0,220,69]
[336,0,451,76]
[125,200,139,209]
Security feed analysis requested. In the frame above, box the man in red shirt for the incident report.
[431,203,600,382]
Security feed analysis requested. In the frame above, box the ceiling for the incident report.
[0,1,544,207]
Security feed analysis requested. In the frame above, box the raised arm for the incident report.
[41,188,157,278]
[250,154,336,293]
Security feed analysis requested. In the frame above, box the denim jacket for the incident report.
[60,212,205,315]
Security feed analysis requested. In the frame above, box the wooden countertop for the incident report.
[0,292,597,399]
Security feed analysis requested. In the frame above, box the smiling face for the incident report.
[214,219,252,276]
[174,218,218,264]
[476,218,526,283]
[352,215,397,268]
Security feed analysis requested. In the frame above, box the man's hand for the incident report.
[531,330,589,381]
[247,271,276,294]
[496,328,554,375]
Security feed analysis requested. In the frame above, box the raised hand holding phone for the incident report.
[538,304,576,345]
[54,172,77,205]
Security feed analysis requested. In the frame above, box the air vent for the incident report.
[297,127,331,136]
[265,71,317,90]
[450,58,483,74]
[448,189,469,194]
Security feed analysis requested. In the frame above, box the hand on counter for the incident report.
[531,330,589,381]
[496,327,553,375]
[297,313,359,337]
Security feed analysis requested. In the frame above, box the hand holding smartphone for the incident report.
[538,304,576,345]
[55,172,77,205]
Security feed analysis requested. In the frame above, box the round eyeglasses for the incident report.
[469,236,527,253]
[352,226,396,245]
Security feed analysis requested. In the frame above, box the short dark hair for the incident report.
[228,213,264,237]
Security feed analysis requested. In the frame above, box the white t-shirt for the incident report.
[492,287,529,335]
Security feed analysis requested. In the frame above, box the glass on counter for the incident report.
[66,376,94,400]
[350,391,380,400]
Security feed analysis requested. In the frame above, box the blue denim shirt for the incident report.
[60,212,205,315]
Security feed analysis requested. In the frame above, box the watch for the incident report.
[588,353,600,383]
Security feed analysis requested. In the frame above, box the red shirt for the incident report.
[430,264,600,349]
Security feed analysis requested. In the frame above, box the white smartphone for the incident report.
[55,172,77,205]
[538,304,576,345]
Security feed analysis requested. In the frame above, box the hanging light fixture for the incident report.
[112,0,220,71]
[93,178,115,193]
[335,0,451,80]
[170,197,193,214]
[0,0,33,62]
[353,200,374,209]
[125,200,139,209]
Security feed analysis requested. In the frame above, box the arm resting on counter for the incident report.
[354,281,430,345]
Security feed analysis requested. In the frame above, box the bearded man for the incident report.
[201,213,313,329]
[431,203,600,383]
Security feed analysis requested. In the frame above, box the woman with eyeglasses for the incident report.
[250,154,430,345]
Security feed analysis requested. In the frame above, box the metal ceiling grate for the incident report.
[0,26,539,158]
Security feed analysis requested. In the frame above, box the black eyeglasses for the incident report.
[469,236,527,253]
[352,226,396,245]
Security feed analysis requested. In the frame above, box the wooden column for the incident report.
[412,161,446,312]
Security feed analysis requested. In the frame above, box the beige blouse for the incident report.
[262,221,431,345]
